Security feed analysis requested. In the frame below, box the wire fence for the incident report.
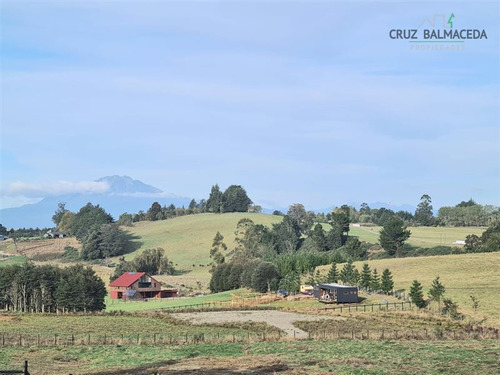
[1,327,498,347]
[321,301,413,313]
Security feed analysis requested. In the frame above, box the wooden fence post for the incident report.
[24,360,28,375]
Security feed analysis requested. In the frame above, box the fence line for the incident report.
[322,301,413,313]
[0,328,497,347]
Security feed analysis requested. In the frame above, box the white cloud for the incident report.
[4,181,110,197]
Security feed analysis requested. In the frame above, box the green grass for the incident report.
[349,225,486,248]
[106,289,247,312]
[0,255,26,267]
[316,252,500,327]
[119,213,281,288]
[1,340,498,374]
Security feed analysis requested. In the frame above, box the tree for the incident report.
[326,262,339,283]
[278,271,301,293]
[442,298,460,319]
[251,262,279,293]
[360,202,371,214]
[287,204,313,235]
[379,218,411,257]
[52,202,68,226]
[370,269,380,292]
[188,199,197,212]
[415,194,434,226]
[206,184,223,213]
[147,202,163,221]
[360,263,372,290]
[311,224,328,251]
[222,185,252,212]
[57,211,75,233]
[328,208,350,245]
[314,269,325,284]
[464,234,482,253]
[132,248,175,275]
[409,280,425,308]
[344,237,365,259]
[428,276,446,313]
[117,213,133,227]
[339,261,356,285]
[71,203,113,240]
[80,224,131,260]
[380,269,394,294]
[271,216,300,253]
[210,232,227,265]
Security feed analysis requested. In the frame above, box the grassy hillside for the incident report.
[349,225,486,248]
[316,252,500,327]
[120,213,282,288]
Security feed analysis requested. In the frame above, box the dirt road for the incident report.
[172,310,343,339]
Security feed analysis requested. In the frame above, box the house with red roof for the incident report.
[109,272,177,300]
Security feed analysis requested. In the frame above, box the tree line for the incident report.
[117,184,257,225]
[111,248,175,281]
[0,263,106,313]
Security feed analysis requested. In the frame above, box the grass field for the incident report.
[316,252,500,327]
[119,213,282,289]
[349,225,486,248]
[1,340,498,374]
[105,289,254,312]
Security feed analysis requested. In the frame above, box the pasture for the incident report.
[316,252,500,327]
[1,339,498,374]
[349,225,486,248]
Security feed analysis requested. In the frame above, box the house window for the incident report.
[343,291,348,295]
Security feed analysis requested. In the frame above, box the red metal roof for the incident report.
[109,272,146,287]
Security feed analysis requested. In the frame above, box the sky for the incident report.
[1,1,499,210]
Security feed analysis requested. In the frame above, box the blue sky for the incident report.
[1,1,499,210]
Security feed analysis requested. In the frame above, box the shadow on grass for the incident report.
[89,360,289,375]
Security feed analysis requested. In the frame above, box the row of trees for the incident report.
[111,248,175,281]
[0,263,106,313]
[408,277,461,318]
[438,200,499,227]
[310,262,395,294]
[117,184,256,225]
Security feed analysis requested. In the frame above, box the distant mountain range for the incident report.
[0,176,192,229]
[0,175,419,229]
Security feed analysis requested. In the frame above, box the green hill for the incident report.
[120,213,282,288]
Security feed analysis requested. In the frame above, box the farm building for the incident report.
[44,230,68,239]
[109,272,177,300]
[314,283,358,303]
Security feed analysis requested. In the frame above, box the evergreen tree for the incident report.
[278,271,301,293]
[415,194,434,226]
[360,263,372,290]
[311,223,328,251]
[222,185,252,212]
[210,231,227,265]
[147,202,163,221]
[380,268,394,294]
[251,262,280,293]
[314,269,324,284]
[370,269,380,292]
[409,280,426,308]
[339,261,355,285]
[188,199,197,212]
[428,276,446,313]
[379,218,411,257]
[352,268,360,286]
[206,184,223,213]
[326,262,339,283]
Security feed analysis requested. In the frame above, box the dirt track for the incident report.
[172,310,343,339]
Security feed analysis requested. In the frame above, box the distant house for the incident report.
[109,272,177,300]
[314,283,358,304]
[0,235,8,241]
[44,230,68,239]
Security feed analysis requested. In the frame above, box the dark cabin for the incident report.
[314,283,358,303]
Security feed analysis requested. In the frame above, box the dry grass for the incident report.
[316,252,500,327]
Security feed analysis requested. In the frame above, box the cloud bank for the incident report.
[4,181,110,197]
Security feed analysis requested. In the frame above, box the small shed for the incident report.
[314,283,358,303]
